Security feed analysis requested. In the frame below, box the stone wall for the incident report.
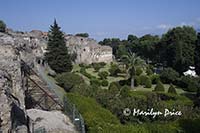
[65,35,113,64]
[0,43,28,132]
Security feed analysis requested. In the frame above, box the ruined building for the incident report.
[0,31,77,132]
[65,35,113,64]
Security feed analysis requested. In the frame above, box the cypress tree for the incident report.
[168,84,177,94]
[45,20,72,73]
[154,81,165,92]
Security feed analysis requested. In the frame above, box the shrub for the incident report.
[80,67,95,79]
[120,85,130,97]
[151,74,160,84]
[140,75,148,85]
[154,81,165,92]
[79,63,90,68]
[75,33,89,37]
[65,93,121,132]
[168,84,177,94]
[136,67,143,76]
[160,68,179,84]
[146,67,153,75]
[177,76,199,92]
[0,20,6,32]
[145,77,152,88]
[90,78,101,86]
[55,72,84,92]
[109,63,120,77]
[109,82,120,96]
[134,76,141,86]
[101,80,109,87]
[98,71,109,79]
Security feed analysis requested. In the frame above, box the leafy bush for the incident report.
[136,67,143,76]
[75,33,89,37]
[65,93,120,132]
[134,76,141,86]
[146,67,153,75]
[101,80,109,87]
[98,71,109,79]
[140,75,148,85]
[168,84,177,94]
[151,74,160,84]
[120,85,130,97]
[80,67,96,79]
[0,20,6,32]
[179,119,200,133]
[91,62,106,72]
[177,76,200,92]
[55,72,84,92]
[109,63,120,77]
[160,68,179,84]
[154,81,165,92]
[90,78,101,86]
[145,77,152,88]
[79,63,90,68]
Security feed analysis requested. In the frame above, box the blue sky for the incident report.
[0,0,200,41]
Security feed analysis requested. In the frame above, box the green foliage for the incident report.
[160,26,197,74]
[136,67,143,76]
[120,85,130,97]
[146,67,153,75]
[139,75,148,85]
[134,76,141,86]
[90,78,101,86]
[65,93,120,132]
[168,84,177,94]
[0,20,6,32]
[45,20,72,73]
[179,119,200,133]
[91,63,102,72]
[80,67,96,79]
[109,63,120,77]
[160,68,179,84]
[177,76,199,92]
[98,71,109,80]
[55,72,84,92]
[150,74,160,84]
[145,77,152,88]
[101,80,109,87]
[75,33,89,37]
[154,81,165,92]
[195,32,200,75]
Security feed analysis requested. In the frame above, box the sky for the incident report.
[0,0,200,41]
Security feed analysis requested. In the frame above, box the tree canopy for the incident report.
[45,20,72,73]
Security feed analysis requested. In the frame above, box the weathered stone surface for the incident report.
[65,35,113,64]
[27,109,77,133]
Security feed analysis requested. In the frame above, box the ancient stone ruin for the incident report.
[0,29,112,132]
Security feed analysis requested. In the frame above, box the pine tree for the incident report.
[45,20,72,73]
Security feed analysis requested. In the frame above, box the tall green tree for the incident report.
[0,20,6,32]
[160,26,197,74]
[195,32,200,75]
[45,20,72,73]
[121,52,146,89]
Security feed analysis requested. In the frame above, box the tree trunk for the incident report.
[131,76,134,90]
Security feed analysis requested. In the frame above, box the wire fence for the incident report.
[63,96,85,133]
[34,127,46,133]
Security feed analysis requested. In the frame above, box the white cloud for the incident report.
[156,24,172,30]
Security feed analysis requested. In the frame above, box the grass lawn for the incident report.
[134,84,186,94]
[72,64,187,95]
